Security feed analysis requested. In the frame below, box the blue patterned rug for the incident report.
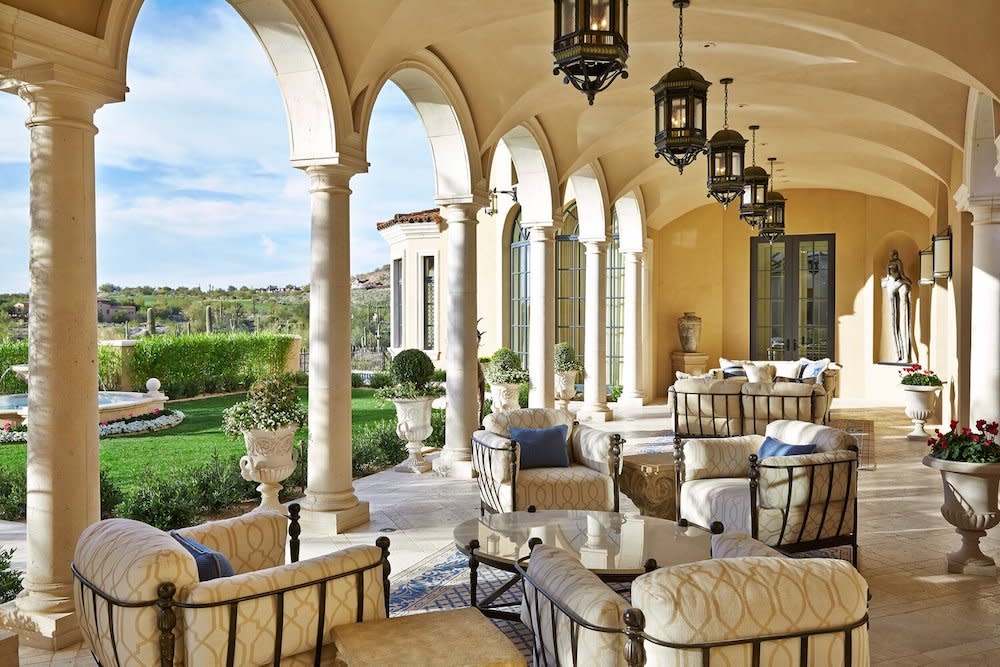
[389,546,534,660]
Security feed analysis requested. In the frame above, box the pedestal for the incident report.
[672,352,709,378]
[620,454,676,520]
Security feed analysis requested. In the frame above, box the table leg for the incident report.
[467,539,480,609]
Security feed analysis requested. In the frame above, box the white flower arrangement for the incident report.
[0,410,185,444]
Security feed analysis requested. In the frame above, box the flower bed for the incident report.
[1,409,185,444]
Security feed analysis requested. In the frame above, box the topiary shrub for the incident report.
[0,546,22,604]
[351,373,365,388]
[368,372,392,389]
[484,347,530,385]
[389,349,435,389]
[430,368,447,382]
[554,342,584,373]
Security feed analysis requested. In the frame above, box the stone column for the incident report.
[434,200,480,477]
[578,240,612,421]
[527,224,556,407]
[618,250,646,407]
[968,204,1000,423]
[299,164,369,532]
[0,84,105,649]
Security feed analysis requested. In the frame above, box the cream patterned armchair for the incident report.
[676,419,859,564]
[518,540,870,667]
[471,408,623,515]
[72,505,390,666]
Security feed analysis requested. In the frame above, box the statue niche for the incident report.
[881,249,912,363]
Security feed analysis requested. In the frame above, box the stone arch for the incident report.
[359,51,482,199]
[499,120,559,225]
[961,89,1000,198]
[613,190,645,253]
[567,163,609,241]
[101,0,350,163]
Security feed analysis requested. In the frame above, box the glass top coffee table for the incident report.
[453,509,713,620]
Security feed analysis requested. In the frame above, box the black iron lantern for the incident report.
[652,0,709,174]
[759,157,786,243]
[706,78,746,206]
[553,0,629,105]
[739,125,768,227]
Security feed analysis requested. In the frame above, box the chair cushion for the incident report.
[743,363,776,383]
[800,357,831,379]
[174,510,288,574]
[171,532,235,581]
[484,408,574,440]
[765,419,857,453]
[679,478,751,534]
[509,424,570,469]
[758,436,816,459]
[711,532,784,559]
[501,465,615,511]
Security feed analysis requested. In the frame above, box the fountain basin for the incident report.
[0,391,166,427]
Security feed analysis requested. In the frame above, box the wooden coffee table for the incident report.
[453,509,711,620]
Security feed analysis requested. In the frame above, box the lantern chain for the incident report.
[750,126,757,166]
[677,2,685,67]
[723,81,729,129]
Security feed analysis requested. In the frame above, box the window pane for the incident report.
[509,212,530,367]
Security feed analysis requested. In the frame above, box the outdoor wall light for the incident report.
[705,78,746,207]
[552,0,629,105]
[919,246,934,284]
[485,186,518,216]
[739,125,768,227]
[932,227,952,279]
[652,0,710,174]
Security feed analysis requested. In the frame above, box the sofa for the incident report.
[518,534,870,666]
[72,505,390,666]
[472,408,623,514]
[708,356,842,397]
[676,419,859,563]
[669,377,830,438]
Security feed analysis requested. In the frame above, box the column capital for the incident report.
[15,82,108,133]
[622,249,645,261]
[582,238,608,253]
[302,164,361,195]
[954,185,1000,223]
[436,199,482,224]
[527,224,557,242]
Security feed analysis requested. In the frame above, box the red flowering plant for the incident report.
[927,419,1000,463]
[898,363,942,387]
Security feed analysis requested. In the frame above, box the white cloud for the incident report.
[260,234,278,257]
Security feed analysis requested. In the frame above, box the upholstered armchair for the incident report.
[471,408,623,515]
[72,505,390,666]
[675,419,859,563]
[518,541,870,667]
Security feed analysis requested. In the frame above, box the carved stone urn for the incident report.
[391,396,435,473]
[489,382,522,414]
[902,385,941,439]
[677,312,702,353]
[922,455,1000,575]
[554,370,579,410]
[241,424,299,514]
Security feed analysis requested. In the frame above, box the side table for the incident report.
[620,453,676,520]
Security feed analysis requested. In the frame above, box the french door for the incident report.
[750,234,835,361]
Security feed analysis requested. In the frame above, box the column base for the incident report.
[0,601,81,651]
[577,405,613,422]
[431,454,476,479]
[296,499,370,534]
[617,393,646,409]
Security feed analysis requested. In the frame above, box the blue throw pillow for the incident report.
[722,366,747,378]
[509,424,570,469]
[800,358,829,379]
[758,436,817,459]
[170,532,235,581]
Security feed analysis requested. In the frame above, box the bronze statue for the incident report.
[881,249,912,362]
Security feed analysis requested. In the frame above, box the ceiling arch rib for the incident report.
[499,121,559,225]
[567,163,609,241]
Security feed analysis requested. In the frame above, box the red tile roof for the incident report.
[376,208,443,231]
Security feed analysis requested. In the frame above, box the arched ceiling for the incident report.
[3,0,998,228]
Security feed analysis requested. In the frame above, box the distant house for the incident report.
[97,299,137,322]
[10,302,28,320]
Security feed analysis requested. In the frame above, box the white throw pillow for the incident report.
[743,363,776,383]
[676,370,713,381]
[799,357,831,379]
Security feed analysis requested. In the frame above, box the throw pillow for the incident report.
[722,365,747,378]
[509,424,571,469]
[743,363,776,383]
[758,436,817,459]
[676,370,713,381]
[171,532,235,581]
[800,357,830,379]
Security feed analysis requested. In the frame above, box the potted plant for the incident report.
[222,373,306,513]
[483,347,530,414]
[553,342,584,410]
[377,348,444,473]
[922,419,1000,574]
[898,364,944,439]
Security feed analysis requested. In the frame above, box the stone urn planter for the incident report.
[901,385,942,439]
[922,456,1000,575]
[677,311,702,353]
[554,370,579,410]
[489,382,522,415]
[391,396,435,473]
[240,425,299,514]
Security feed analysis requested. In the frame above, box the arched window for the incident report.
[606,211,624,387]
[509,209,530,368]
[556,204,585,365]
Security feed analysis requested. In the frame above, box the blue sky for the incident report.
[0,0,435,292]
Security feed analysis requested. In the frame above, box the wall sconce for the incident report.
[485,186,517,216]
[932,227,952,279]
[919,247,934,284]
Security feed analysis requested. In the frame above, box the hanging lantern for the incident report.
[759,157,786,243]
[919,247,934,284]
[652,0,709,174]
[739,125,768,227]
[706,77,746,206]
[553,0,629,105]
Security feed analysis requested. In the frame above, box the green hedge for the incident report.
[0,340,27,395]
[128,334,295,398]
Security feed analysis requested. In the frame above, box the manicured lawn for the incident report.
[0,388,394,492]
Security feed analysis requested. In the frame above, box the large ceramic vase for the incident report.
[489,382,522,414]
[922,456,1000,575]
[241,424,299,514]
[391,396,435,473]
[902,385,941,439]
[554,370,578,410]
[677,312,702,353]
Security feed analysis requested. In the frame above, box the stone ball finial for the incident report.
[146,378,161,393]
